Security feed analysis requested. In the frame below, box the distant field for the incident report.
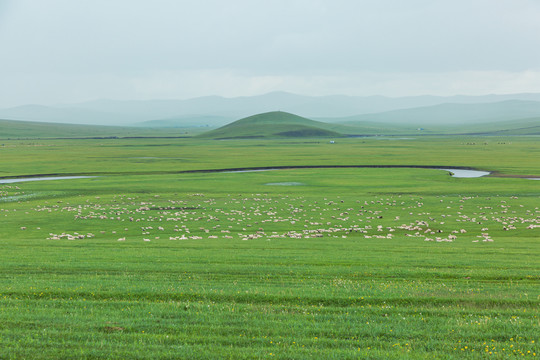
[1,136,539,177]
[0,135,538,359]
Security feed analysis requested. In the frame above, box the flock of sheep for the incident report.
[26,192,539,244]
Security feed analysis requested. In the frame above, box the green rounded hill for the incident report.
[198,111,343,139]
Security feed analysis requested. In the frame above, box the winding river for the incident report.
[1,166,538,184]
[223,167,491,178]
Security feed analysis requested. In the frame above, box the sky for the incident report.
[1,0,540,107]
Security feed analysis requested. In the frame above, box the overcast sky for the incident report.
[1,0,540,107]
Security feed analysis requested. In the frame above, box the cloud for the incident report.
[1,0,540,105]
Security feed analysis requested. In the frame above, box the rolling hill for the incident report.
[331,100,540,126]
[453,117,540,135]
[198,111,343,139]
[0,105,126,125]
[333,116,540,135]
[0,119,193,139]
[134,115,232,128]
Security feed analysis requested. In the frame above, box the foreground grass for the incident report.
[0,137,539,359]
[1,236,537,359]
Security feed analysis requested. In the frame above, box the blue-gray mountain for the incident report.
[1,92,540,127]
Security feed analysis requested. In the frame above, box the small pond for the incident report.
[265,182,305,186]
[225,169,275,173]
[440,169,491,178]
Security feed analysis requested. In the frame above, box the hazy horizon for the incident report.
[7,90,540,109]
[1,0,540,107]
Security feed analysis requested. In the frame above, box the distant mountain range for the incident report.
[2,91,540,127]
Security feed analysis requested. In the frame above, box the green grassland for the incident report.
[0,135,539,359]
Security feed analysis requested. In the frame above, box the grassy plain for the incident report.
[0,136,539,359]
